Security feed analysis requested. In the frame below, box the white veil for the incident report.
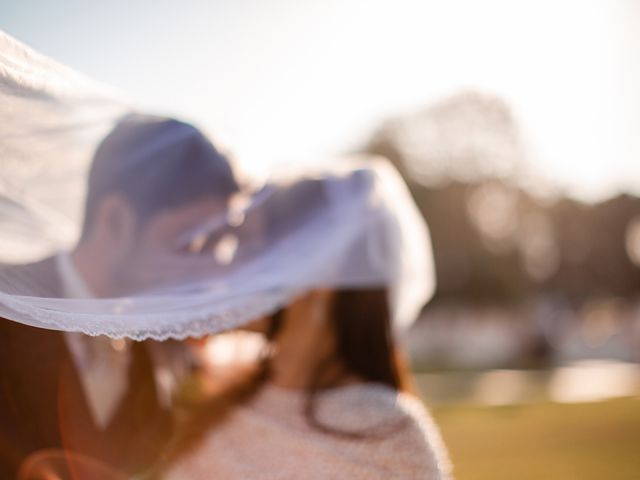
[0,31,435,340]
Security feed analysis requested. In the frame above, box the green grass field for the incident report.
[430,398,640,480]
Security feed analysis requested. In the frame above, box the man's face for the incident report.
[107,196,233,296]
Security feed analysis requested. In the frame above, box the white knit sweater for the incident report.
[165,382,452,480]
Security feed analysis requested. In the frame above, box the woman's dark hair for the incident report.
[304,288,413,438]
[330,288,411,392]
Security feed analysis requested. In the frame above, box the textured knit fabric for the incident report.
[165,382,452,480]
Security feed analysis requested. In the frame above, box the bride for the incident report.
[159,291,452,479]
[153,176,452,480]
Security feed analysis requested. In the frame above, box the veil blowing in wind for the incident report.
[0,31,434,338]
[0,30,448,480]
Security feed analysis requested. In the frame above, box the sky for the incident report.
[2,0,639,202]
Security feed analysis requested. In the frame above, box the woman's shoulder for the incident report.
[319,382,430,425]
[229,382,452,479]
[320,383,453,479]
[393,392,453,478]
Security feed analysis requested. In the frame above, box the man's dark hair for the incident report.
[80,113,239,240]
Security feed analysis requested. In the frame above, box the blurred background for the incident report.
[2,1,639,478]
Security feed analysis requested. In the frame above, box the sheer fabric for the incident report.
[0,31,435,340]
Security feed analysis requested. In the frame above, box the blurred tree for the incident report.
[367,90,526,186]
[547,194,640,303]
[361,90,640,309]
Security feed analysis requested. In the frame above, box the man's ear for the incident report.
[93,193,137,260]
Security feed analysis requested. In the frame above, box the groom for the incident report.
[0,114,241,478]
